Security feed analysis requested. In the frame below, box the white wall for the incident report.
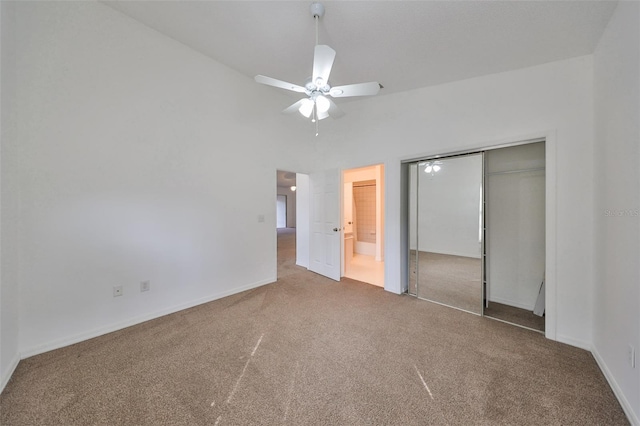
[593,1,640,423]
[276,186,296,228]
[0,0,21,392]
[295,173,309,268]
[413,154,482,258]
[12,1,313,357]
[276,194,286,228]
[312,55,595,348]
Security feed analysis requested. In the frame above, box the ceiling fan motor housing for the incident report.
[305,78,331,96]
[310,2,325,19]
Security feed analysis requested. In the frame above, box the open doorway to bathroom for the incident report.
[342,165,384,287]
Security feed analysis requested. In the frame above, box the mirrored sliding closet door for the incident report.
[408,154,483,314]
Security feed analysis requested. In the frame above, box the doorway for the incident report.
[276,171,297,229]
[342,165,385,287]
[276,170,299,278]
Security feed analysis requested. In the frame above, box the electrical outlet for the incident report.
[113,285,123,297]
[628,345,636,368]
[140,281,150,292]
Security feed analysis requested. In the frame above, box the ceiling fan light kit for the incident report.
[254,2,381,135]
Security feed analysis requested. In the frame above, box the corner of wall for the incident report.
[0,0,21,396]
[0,353,19,394]
[592,1,640,423]
[592,346,640,425]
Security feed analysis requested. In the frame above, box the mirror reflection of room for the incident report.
[407,142,546,332]
[484,142,545,332]
[409,154,483,314]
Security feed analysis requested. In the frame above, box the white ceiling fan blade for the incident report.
[330,82,380,98]
[311,45,336,86]
[255,75,306,93]
[282,99,306,114]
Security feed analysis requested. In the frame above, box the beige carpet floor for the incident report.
[411,251,483,314]
[0,229,628,425]
[410,250,546,331]
[485,301,545,332]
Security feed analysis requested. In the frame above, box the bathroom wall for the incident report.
[353,180,376,244]
[343,165,384,259]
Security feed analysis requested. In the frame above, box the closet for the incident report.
[405,141,545,331]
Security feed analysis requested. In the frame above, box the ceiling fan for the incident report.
[254,2,381,130]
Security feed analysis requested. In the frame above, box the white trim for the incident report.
[415,249,482,259]
[0,353,20,394]
[488,296,534,311]
[592,346,640,425]
[555,334,591,351]
[544,130,558,342]
[19,278,275,359]
[398,133,547,164]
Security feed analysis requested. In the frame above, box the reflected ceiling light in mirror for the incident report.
[421,161,443,176]
[290,185,297,191]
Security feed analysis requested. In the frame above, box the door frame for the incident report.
[341,164,386,283]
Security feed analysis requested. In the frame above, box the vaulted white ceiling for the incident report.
[104,1,617,97]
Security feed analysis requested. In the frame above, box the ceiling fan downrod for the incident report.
[311,2,324,135]
[310,2,325,47]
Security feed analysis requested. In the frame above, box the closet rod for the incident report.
[486,167,545,176]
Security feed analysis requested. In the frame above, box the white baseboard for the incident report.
[489,296,534,311]
[417,248,482,259]
[592,346,639,425]
[555,333,592,351]
[20,277,276,359]
[1,353,20,394]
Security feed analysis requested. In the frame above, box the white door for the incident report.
[309,169,341,281]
